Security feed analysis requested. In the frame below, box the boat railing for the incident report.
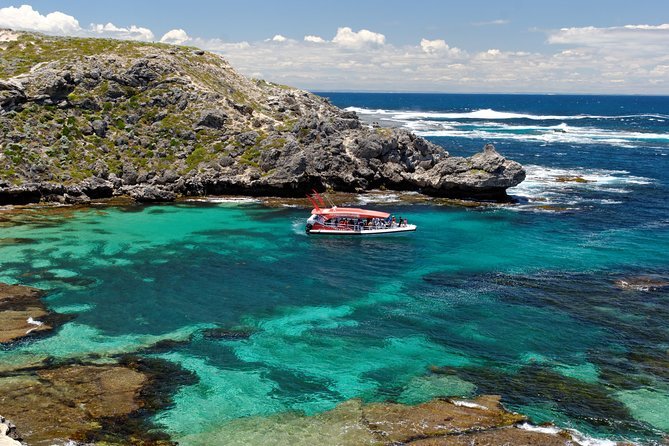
[319,221,409,231]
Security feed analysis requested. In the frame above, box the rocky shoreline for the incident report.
[1,31,524,206]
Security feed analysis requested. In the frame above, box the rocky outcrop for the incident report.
[0,31,525,205]
[0,356,195,446]
[194,394,595,445]
[0,364,147,445]
[0,283,51,343]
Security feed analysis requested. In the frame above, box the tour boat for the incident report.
[305,192,417,235]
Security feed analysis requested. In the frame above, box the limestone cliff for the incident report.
[0,30,525,204]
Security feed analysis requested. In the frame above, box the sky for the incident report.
[1,1,668,94]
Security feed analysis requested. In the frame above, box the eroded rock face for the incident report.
[0,283,51,343]
[0,31,525,205]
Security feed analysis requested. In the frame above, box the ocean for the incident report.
[1,93,668,444]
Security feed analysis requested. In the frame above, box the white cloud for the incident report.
[420,38,447,54]
[91,22,154,41]
[2,5,669,94]
[473,19,509,26]
[0,4,154,41]
[0,4,79,34]
[548,23,669,53]
[160,28,190,45]
[332,27,385,49]
[304,35,325,43]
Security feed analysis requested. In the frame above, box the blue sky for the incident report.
[1,1,669,93]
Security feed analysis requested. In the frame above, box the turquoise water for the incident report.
[1,197,667,444]
[2,93,669,444]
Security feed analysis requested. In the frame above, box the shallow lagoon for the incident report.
[1,193,668,444]
[2,93,669,444]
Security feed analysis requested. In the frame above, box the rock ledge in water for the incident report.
[0,283,51,343]
[195,395,601,445]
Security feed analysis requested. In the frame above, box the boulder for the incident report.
[197,109,228,129]
[0,81,26,110]
[90,119,108,137]
[129,185,176,202]
[80,177,114,199]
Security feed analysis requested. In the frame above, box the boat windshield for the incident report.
[320,216,410,231]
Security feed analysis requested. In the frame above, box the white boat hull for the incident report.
[307,224,417,235]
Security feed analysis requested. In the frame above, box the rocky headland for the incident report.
[0,30,524,205]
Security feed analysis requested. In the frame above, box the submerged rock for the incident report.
[201,327,253,340]
[614,275,669,292]
[184,395,590,446]
[0,356,194,446]
[363,395,526,443]
[555,176,592,183]
[0,365,145,445]
[0,283,51,343]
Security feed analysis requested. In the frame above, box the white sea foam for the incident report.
[347,106,669,122]
[567,431,621,446]
[517,423,624,446]
[27,317,44,326]
[451,400,488,409]
[507,165,652,211]
[347,106,669,147]
[518,422,561,434]
[415,124,669,146]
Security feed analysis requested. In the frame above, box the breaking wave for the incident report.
[507,165,654,211]
[345,106,669,121]
[346,107,669,147]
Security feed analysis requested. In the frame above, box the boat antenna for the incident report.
[323,192,335,208]
[306,194,321,211]
[311,189,325,207]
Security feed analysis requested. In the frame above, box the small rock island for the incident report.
[0,30,524,205]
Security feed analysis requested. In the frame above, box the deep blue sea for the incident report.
[1,93,668,445]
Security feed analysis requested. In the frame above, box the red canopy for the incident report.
[312,207,390,219]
